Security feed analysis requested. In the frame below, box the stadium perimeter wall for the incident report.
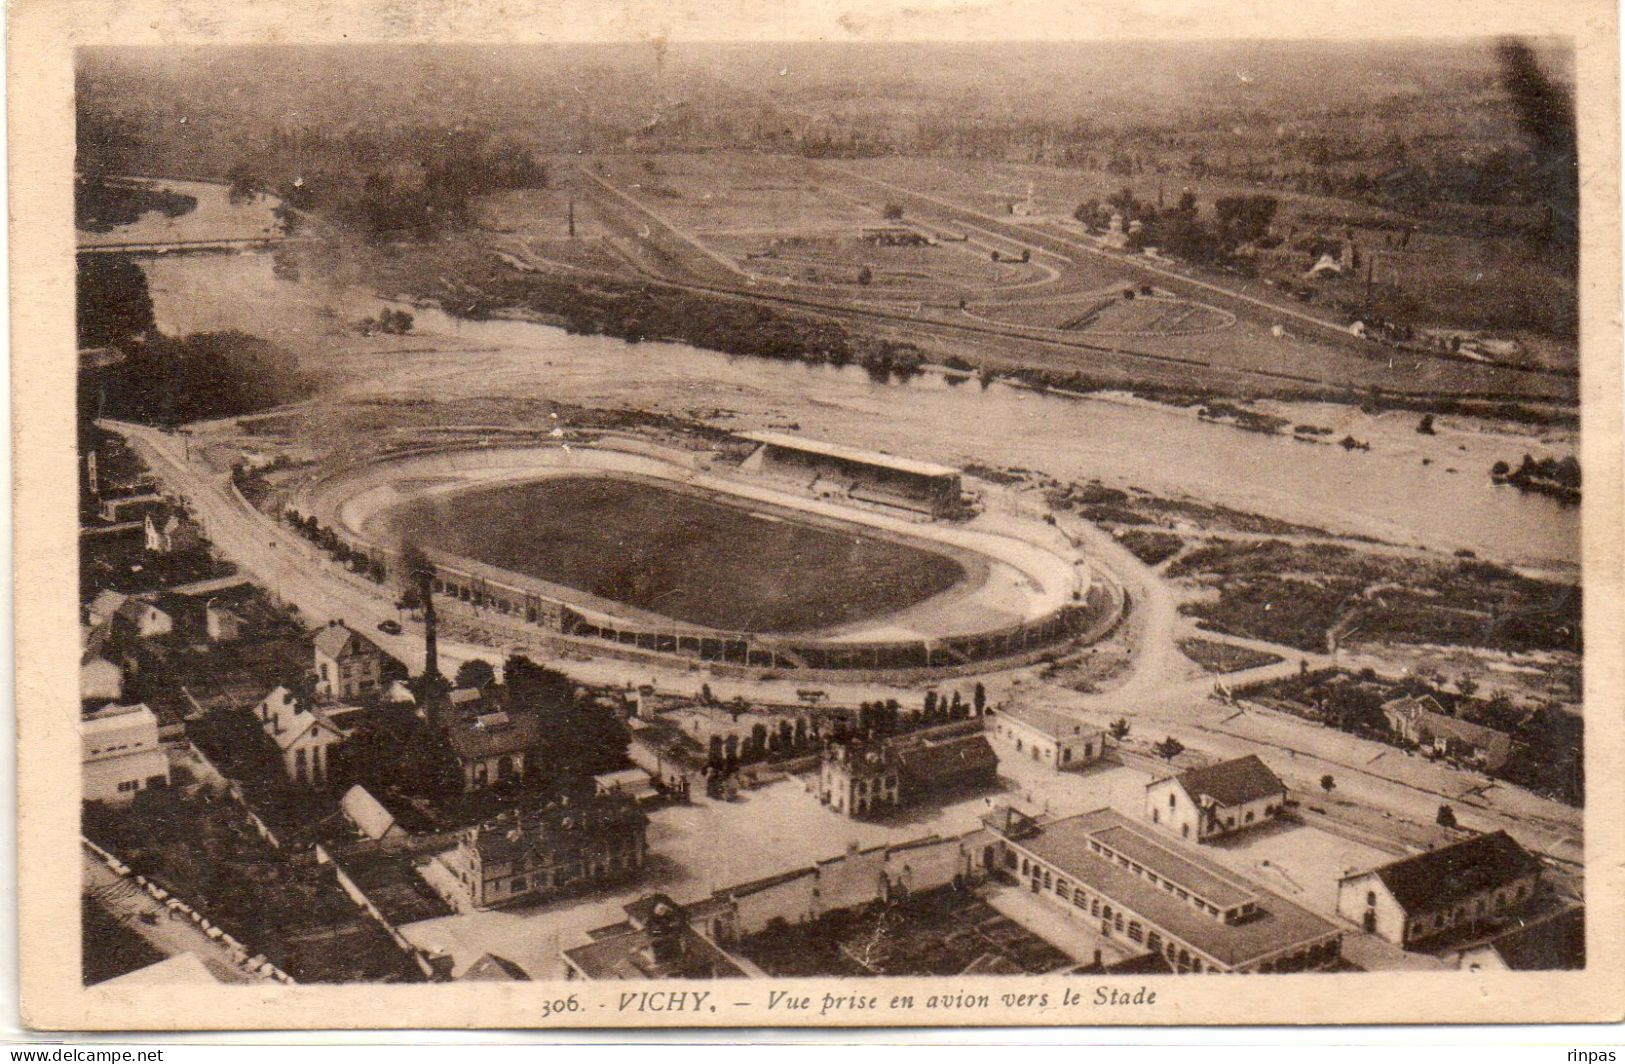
[296,439,1111,678]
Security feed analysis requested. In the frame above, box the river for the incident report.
[109,181,1581,570]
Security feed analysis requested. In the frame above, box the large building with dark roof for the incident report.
[1145,754,1288,843]
[819,726,998,818]
[440,798,648,910]
[1454,906,1585,972]
[1336,830,1544,948]
[983,805,1342,974]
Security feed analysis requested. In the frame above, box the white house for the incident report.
[144,511,204,555]
[82,702,170,804]
[1335,831,1543,948]
[112,597,173,640]
[86,590,131,628]
[255,685,360,787]
[990,704,1106,772]
[312,622,386,702]
[1145,754,1287,843]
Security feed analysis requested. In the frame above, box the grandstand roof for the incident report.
[739,431,961,479]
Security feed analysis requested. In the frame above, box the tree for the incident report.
[1320,774,1336,794]
[77,255,155,349]
[881,203,904,221]
[1153,736,1185,762]
[1456,675,1480,699]
[1109,718,1131,741]
[973,683,986,716]
[454,658,496,691]
[227,163,263,206]
[504,654,628,781]
[1436,804,1458,828]
[923,691,938,720]
[857,266,873,285]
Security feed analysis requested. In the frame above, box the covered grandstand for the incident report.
[738,431,963,518]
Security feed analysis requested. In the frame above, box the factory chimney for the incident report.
[401,540,442,691]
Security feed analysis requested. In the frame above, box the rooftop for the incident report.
[1479,907,1585,971]
[313,622,382,661]
[458,953,532,981]
[739,430,961,479]
[997,704,1105,741]
[1415,710,1513,757]
[1088,824,1256,911]
[562,920,746,981]
[98,952,220,987]
[1004,808,1337,968]
[443,703,544,762]
[894,732,999,783]
[467,799,648,866]
[82,702,157,734]
[1362,831,1543,915]
[1168,755,1286,808]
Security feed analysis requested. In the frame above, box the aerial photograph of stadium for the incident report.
[68,21,1592,1003]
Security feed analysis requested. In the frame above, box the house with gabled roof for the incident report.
[1383,695,1513,772]
[144,510,205,555]
[86,589,131,628]
[312,621,386,701]
[339,784,408,842]
[438,687,545,793]
[105,595,173,641]
[991,704,1107,772]
[255,685,361,787]
[1145,754,1287,843]
[1335,830,1544,948]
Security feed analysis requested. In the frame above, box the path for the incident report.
[83,846,266,985]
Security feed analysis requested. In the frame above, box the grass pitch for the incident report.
[387,475,967,633]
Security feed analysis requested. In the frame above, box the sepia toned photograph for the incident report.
[10,0,1622,1031]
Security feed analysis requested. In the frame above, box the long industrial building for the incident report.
[982,806,1343,973]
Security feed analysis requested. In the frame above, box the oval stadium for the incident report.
[299,434,1120,678]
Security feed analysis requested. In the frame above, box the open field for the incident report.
[969,292,1235,337]
[478,154,1578,406]
[841,155,1578,360]
[711,232,1046,295]
[382,473,969,633]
